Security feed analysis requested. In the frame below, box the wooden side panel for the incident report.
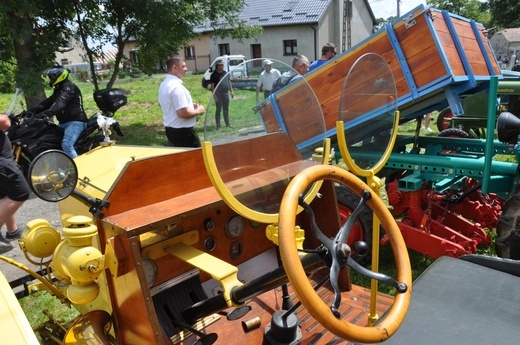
[395,13,451,87]
[430,14,466,78]
[452,17,490,76]
[301,7,498,132]
[276,83,325,145]
[257,83,325,146]
[105,149,212,217]
[306,31,409,131]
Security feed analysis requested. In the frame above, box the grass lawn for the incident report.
[0,72,214,147]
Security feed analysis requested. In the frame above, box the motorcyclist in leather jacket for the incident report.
[31,65,88,158]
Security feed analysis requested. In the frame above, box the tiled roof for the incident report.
[498,28,520,43]
[196,0,332,32]
[241,0,330,26]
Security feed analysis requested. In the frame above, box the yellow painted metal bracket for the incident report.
[266,224,305,250]
[141,230,199,260]
[164,243,242,306]
[335,111,400,325]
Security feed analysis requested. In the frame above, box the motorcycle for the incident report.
[5,88,126,176]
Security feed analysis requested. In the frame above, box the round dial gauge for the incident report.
[142,257,158,288]
[204,218,216,231]
[204,236,217,252]
[225,215,245,238]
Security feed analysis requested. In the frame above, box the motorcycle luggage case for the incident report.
[94,88,127,113]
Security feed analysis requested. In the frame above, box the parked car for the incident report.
[201,55,247,89]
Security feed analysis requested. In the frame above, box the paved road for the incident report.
[0,193,61,284]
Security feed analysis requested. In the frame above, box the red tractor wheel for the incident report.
[436,107,454,132]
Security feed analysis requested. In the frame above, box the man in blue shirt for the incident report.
[309,43,337,71]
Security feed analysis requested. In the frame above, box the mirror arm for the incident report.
[71,190,110,218]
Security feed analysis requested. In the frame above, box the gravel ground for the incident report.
[0,193,61,284]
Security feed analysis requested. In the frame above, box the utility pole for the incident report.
[397,0,401,17]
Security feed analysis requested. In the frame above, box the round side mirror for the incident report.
[28,150,78,202]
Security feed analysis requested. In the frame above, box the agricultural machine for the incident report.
[300,4,520,260]
[1,4,520,345]
[435,69,520,138]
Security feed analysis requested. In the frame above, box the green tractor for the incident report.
[436,70,520,138]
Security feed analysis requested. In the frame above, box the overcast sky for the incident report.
[369,0,428,19]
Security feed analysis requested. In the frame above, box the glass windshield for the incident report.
[204,58,326,214]
[339,53,397,171]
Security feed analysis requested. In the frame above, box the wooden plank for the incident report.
[306,31,409,133]
[271,82,325,145]
[201,270,395,345]
[105,149,213,217]
[432,16,467,77]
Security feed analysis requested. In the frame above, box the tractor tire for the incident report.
[496,187,520,260]
[436,107,453,132]
[336,185,373,265]
[437,128,471,139]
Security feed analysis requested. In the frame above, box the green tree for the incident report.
[0,1,74,107]
[374,16,397,32]
[487,0,520,29]
[2,0,260,100]
[72,0,261,89]
[427,0,491,27]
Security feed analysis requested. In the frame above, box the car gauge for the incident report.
[225,215,244,238]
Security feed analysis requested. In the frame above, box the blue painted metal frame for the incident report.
[471,21,500,77]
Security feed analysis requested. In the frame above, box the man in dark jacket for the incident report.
[210,60,234,129]
[32,66,88,158]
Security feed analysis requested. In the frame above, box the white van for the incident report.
[201,55,247,89]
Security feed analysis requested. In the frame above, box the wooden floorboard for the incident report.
[190,276,395,345]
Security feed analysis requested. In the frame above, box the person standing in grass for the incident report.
[0,113,29,246]
[210,60,234,129]
[256,59,281,101]
[422,113,433,132]
[158,56,205,147]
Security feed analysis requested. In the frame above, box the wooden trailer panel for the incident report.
[297,5,501,138]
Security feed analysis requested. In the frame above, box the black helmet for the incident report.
[46,66,69,86]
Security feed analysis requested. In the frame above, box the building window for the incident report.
[184,46,195,60]
[283,40,298,56]
[129,50,138,64]
[219,44,230,56]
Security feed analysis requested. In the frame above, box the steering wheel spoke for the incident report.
[279,165,412,343]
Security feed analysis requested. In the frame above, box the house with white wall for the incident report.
[183,0,376,72]
[490,28,520,69]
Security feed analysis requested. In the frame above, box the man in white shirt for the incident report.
[256,59,281,101]
[158,56,205,147]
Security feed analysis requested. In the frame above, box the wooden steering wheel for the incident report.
[278,164,412,343]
